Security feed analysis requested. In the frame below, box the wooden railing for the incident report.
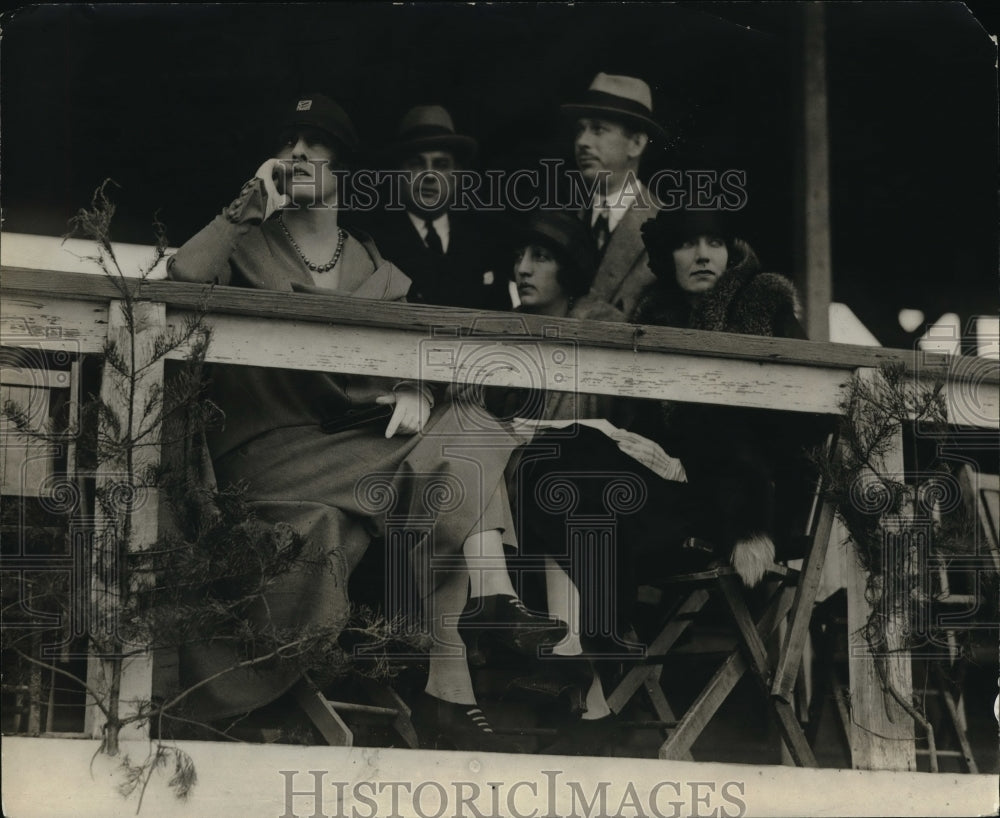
[2,266,998,772]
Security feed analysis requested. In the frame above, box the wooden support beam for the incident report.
[845,370,916,771]
[799,2,832,341]
[84,300,164,743]
[772,491,839,701]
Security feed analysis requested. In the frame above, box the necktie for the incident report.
[592,203,610,255]
[424,219,444,256]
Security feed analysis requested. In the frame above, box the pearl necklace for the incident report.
[279,214,346,273]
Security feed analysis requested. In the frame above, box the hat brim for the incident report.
[513,219,597,280]
[561,103,668,144]
[280,117,359,154]
[390,134,478,163]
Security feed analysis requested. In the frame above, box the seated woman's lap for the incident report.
[212,401,521,597]
[511,426,702,642]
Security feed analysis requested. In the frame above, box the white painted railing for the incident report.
[2,256,998,780]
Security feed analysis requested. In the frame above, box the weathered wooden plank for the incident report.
[7,736,1000,818]
[1,293,109,354]
[0,367,75,388]
[0,232,171,280]
[3,267,985,379]
[168,311,854,413]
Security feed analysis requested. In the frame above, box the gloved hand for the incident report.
[253,158,291,219]
[377,386,432,438]
[607,429,687,483]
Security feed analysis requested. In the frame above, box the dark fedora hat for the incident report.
[390,105,478,163]
[279,92,359,153]
[561,73,667,144]
[516,210,598,288]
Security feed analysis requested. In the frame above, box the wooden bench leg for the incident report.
[658,586,795,760]
[368,683,420,750]
[606,589,709,714]
[718,574,817,766]
[294,677,353,746]
[932,662,979,774]
[643,668,693,761]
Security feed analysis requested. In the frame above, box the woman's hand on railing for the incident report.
[607,429,687,483]
[378,387,432,438]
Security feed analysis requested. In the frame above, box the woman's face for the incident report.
[514,243,568,315]
[274,127,341,206]
[672,234,729,294]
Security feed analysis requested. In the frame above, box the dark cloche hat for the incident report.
[516,211,598,283]
[279,93,359,153]
[641,208,737,280]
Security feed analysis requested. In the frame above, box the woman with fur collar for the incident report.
[635,208,804,339]
[507,208,813,752]
[632,207,807,585]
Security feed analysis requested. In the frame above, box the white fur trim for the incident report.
[730,534,775,587]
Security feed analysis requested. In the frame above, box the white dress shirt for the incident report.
[590,187,639,234]
[408,211,451,254]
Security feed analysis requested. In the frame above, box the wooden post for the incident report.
[845,368,916,770]
[84,300,164,744]
[798,2,832,341]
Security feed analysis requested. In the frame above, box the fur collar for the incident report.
[635,265,801,337]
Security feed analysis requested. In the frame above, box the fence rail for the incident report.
[2,266,998,772]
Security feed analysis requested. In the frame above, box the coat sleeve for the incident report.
[167,178,269,285]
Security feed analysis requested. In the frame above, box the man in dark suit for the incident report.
[562,73,667,319]
[366,105,512,312]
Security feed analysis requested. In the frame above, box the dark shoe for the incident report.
[508,656,594,717]
[540,713,622,757]
[410,692,525,753]
[458,594,567,666]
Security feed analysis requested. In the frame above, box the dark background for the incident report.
[2,2,996,348]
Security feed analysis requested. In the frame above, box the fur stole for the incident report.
[635,266,801,337]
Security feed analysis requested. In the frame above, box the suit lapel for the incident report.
[600,199,652,278]
[398,211,431,258]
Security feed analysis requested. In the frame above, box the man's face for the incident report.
[574,118,646,184]
[401,150,457,215]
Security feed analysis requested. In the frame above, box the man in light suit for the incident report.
[562,73,667,318]
[366,105,511,312]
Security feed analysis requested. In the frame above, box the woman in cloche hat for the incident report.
[168,92,566,753]
[508,208,812,754]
